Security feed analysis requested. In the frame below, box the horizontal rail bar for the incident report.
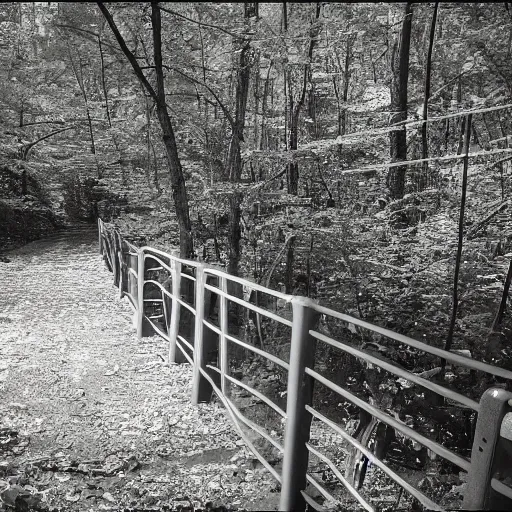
[143,253,172,273]
[310,330,479,411]
[175,296,196,314]
[312,303,512,380]
[176,335,195,354]
[334,146,512,176]
[143,298,163,302]
[300,490,331,512]
[305,368,470,471]
[203,319,290,370]
[305,474,339,505]
[305,406,444,511]
[138,246,195,265]
[224,374,286,418]
[491,479,512,500]
[269,103,512,149]
[146,266,164,272]
[145,316,170,342]
[175,339,194,365]
[180,272,196,282]
[204,267,293,301]
[205,364,220,374]
[144,279,173,299]
[306,443,374,512]
[197,364,282,484]
[224,396,284,454]
[204,284,292,327]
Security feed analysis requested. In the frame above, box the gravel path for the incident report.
[0,228,279,511]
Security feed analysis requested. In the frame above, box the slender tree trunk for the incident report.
[387,3,413,200]
[19,98,24,128]
[78,54,96,156]
[226,5,253,276]
[287,3,321,195]
[226,43,250,183]
[444,114,472,357]
[341,35,355,136]
[226,44,249,275]
[253,52,261,148]
[489,259,512,334]
[98,33,111,128]
[260,62,272,150]
[98,2,193,258]
[150,139,160,192]
[421,2,438,190]
[285,236,295,294]
[151,3,193,257]
[306,235,314,297]
[331,56,343,137]
[67,43,97,157]
[457,116,466,155]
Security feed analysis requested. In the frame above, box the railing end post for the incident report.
[463,387,512,510]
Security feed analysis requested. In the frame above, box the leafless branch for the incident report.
[159,6,240,39]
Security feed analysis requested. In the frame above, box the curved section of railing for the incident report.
[98,218,512,512]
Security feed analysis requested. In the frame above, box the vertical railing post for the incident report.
[463,387,512,510]
[169,258,185,363]
[98,218,102,255]
[219,275,230,396]
[191,264,213,404]
[112,231,121,289]
[280,297,320,512]
[136,248,152,339]
[119,239,128,300]
[129,250,138,309]
[109,231,117,279]
[102,229,112,272]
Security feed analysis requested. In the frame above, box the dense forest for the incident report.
[1,2,512,510]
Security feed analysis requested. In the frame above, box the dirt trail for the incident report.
[0,227,278,511]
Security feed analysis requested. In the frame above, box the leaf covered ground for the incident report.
[0,229,279,511]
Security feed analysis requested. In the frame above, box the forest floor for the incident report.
[0,228,279,512]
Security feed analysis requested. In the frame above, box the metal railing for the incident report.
[98,218,512,511]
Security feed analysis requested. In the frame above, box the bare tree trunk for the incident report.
[260,62,273,150]
[150,139,160,193]
[67,42,97,158]
[287,3,321,195]
[151,4,193,257]
[340,35,355,136]
[387,3,413,200]
[421,2,438,190]
[226,5,254,277]
[444,114,472,357]
[457,116,466,155]
[489,259,512,334]
[285,236,295,294]
[331,56,343,137]
[98,33,111,128]
[226,41,250,276]
[98,2,193,258]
